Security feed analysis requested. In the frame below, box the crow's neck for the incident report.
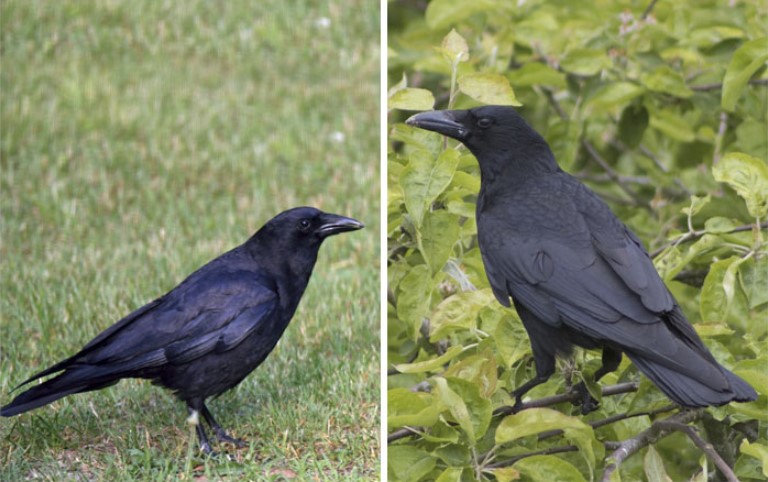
[473,142,560,188]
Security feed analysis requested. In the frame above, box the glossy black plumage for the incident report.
[1,207,363,453]
[407,106,756,411]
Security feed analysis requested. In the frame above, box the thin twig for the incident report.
[485,445,579,469]
[655,420,739,482]
[493,382,640,417]
[538,404,678,441]
[601,409,703,482]
[690,78,768,91]
[641,0,659,19]
[388,382,641,444]
[650,222,766,258]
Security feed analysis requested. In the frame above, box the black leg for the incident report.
[574,347,623,414]
[187,403,215,455]
[201,404,247,448]
[511,354,556,412]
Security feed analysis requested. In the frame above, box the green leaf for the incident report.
[644,446,672,482]
[722,37,768,112]
[395,345,464,374]
[443,351,498,397]
[508,62,566,88]
[713,152,768,218]
[733,358,768,400]
[425,0,497,30]
[388,446,437,482]
[682,194,711,218]
[390,88,436,111]
[703,216,738,234]
[493,315,530,369]
[435,467,463,482]
[560,48,611,76]
[740,440,768,478]
[430,288,497,340]
[740,257,768,310]
[618,104,649,148]
[700,257,740,322]
[433,376,492,443]
[388,388,440,428]
[440,29,469,64]
[418,210,460,275]
[497,408,600,476]
[458,73,522,106]
[588,82,645,111]
[488,467,521,482]
[649,109,696,143]
[640,65,693,98]
[401,149,460,227]
[513,455,587,482]
[396,264,434,339]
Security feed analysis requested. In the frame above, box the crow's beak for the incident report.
[317,214,364,238]
[406,110,468,140]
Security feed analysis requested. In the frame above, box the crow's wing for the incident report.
[18,266,279,385]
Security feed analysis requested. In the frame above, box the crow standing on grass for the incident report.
[1,207,363,454]
[407,106,756,412]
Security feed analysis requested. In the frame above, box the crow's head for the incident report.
[406,105,558,177]
[261,207,363,245]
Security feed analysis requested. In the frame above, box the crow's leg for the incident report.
[201,403,247,447]
[187,403,215,455]
[511,355,556,412]
[574,347,623,414]
[510,303,559,412]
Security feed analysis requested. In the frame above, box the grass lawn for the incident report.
[0,0,380,479]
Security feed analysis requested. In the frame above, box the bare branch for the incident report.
[641,0,659,19]
[485,445,579,469]
[655,420,739,482]
[601,409,703,481]
[690,78,768,92]
[493,382,639,417]
[538,404,678,441]
[650,222,766,258]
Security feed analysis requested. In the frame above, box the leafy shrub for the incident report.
[387,1,767,480]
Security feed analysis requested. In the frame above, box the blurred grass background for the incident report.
[0,0,380,479]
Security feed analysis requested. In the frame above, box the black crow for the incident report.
[2,207,363,453]
[407,106,756,412]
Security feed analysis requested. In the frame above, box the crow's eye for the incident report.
[297,219,312,232]
[477,118,493,129]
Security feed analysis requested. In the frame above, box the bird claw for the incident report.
[571,382,600,414]
[215,429,247,448]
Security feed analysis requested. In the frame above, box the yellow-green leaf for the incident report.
[458,73,521,106]
[722,37,768,112]
[713,152,768,218]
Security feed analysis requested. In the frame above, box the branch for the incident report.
[485,445,579,469]
[538,404,677,441]
[655,420,739,482]
[388,382,640,444]
[650,222,766,258]
[601,409,703,481]
[493,382,639,417]
[690,78,768,92]
[641,0,659,19]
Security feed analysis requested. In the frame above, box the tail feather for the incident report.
[1,368,120,417]
[629,354,757,407]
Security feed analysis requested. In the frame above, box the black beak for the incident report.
[406,110,468,140]
[317,214,364,238]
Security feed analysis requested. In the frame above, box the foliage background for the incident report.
[1,0,379,480]
[387,0,767,481]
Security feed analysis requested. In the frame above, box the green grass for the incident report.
[0,0,380,479]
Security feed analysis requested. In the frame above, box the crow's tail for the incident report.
[629,354,757,407]
[1,368,118,417]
